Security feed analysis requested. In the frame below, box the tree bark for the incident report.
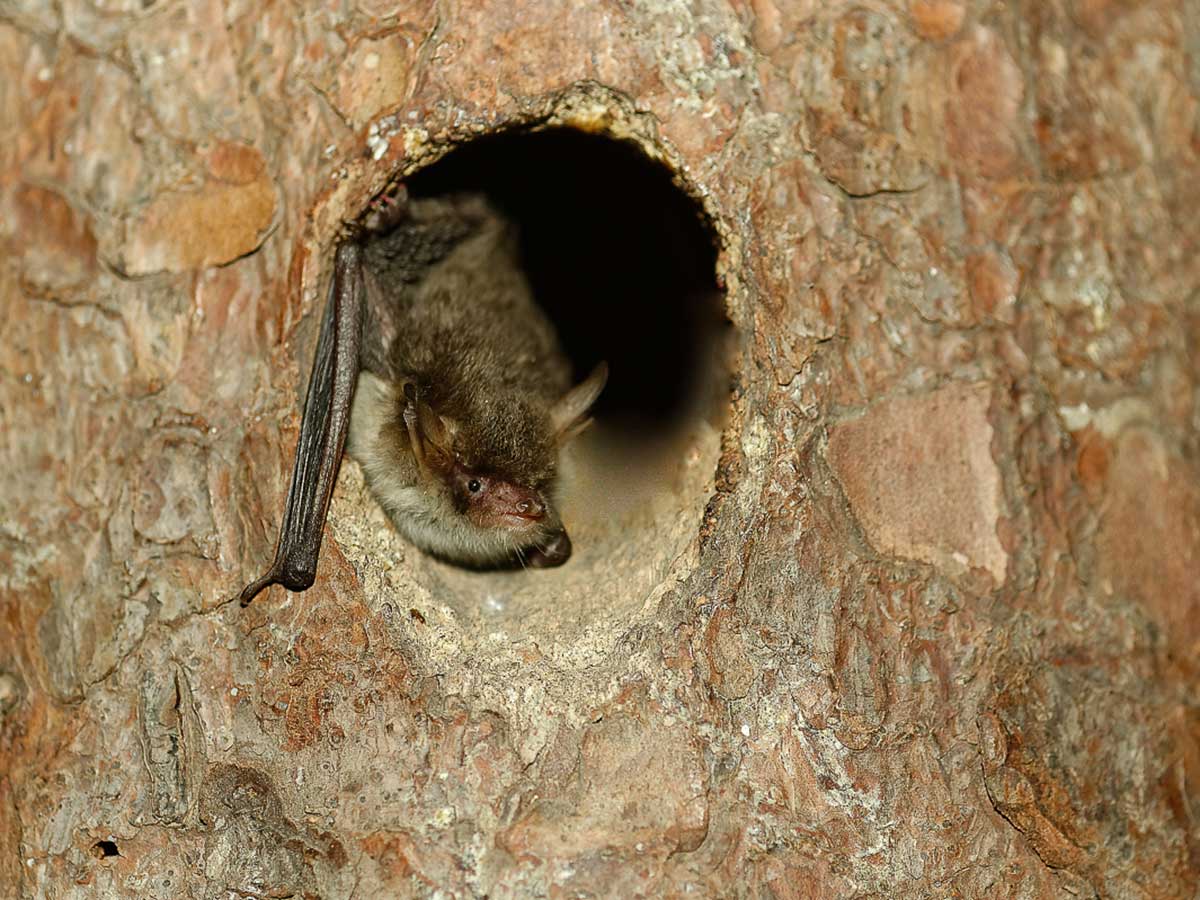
[2,1,1198,897]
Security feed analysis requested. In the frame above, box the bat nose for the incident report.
[514,497,545,520]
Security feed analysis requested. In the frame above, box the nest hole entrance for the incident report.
[90,840,120,861]
[391,127,729,644]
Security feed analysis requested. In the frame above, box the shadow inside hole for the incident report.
[91,840,120,860]
[404,127,726,439]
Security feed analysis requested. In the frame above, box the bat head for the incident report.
[402,364,608,550]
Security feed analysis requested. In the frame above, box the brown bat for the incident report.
[240,188,607,606]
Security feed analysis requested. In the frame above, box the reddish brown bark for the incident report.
[2,1,1198,897]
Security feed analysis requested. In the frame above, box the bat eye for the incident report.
[468,479,482,493]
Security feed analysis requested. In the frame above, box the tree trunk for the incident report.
[2,1,1198,897]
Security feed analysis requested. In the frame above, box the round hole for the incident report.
[355,126,731,647]
[90,839,120,860]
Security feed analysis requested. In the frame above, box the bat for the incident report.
[239,188,607,606]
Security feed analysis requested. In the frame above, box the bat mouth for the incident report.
[470,507,547,531]
[496,513,543,530]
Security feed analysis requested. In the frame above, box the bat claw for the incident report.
[239,561,318,606]
[238,571,276,607]
[364,185,410,233]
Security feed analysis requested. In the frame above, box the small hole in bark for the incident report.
[360,126,729,647]
[90,840,120,860]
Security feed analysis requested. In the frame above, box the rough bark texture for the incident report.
[2,1,1199,898]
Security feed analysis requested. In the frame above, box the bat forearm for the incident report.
[240,242,365,606]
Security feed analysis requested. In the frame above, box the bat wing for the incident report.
[240,242,365,606]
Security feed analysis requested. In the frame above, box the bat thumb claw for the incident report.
[239,558,320,606]
[238,571,277,607]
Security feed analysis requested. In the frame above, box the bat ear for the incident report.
[402,383,456,473]
[551,362,608,445]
